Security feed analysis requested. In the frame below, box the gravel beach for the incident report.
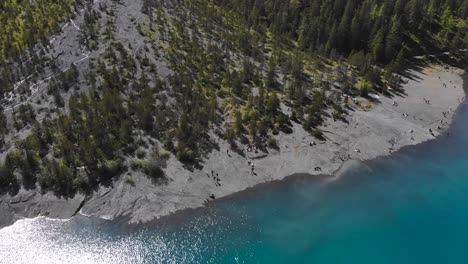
[0,64,465,228]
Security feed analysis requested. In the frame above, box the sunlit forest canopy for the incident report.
[0,0,75,63]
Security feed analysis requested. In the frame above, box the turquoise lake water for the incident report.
[0,85,467,263]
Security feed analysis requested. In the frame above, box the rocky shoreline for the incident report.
[0,64,465,229]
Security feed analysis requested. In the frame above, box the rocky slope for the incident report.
[1,65,465,228]
[0,0,467,228]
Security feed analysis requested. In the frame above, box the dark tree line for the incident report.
[214,0,468,67]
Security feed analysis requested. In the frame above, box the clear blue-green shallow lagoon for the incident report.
[1,91,468,263]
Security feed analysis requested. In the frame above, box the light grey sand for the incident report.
[78,65,466,224]
[0,65,465,228]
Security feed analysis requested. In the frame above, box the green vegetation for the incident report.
[0,0,75,63]
[214,0,467,67]
[0,0,78,108]
[0,0,467,197]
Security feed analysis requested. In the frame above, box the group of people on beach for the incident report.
[210,170,221,187]
[206,170,221,201]
[338,154,351,161]
[440,79,458,89]
[246,145,259,153]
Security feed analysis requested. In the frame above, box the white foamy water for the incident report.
[0,217,142,264]
[0,212,228,264]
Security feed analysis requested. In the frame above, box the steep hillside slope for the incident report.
[0,0,467,225]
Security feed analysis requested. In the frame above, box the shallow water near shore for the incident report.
[1,98,468,263]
